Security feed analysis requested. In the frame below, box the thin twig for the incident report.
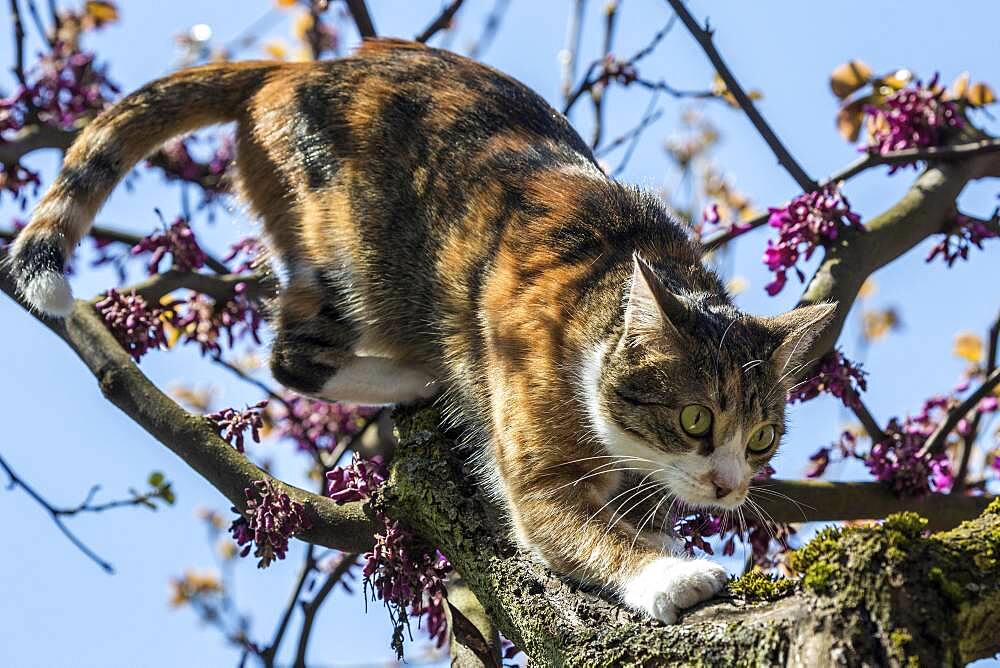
[844,387,886,443]
[563,14,696,117]
[666,0,817,192]
[953,312,1000,492]
[261,545,316,667]
[0,452,114,573]
[917,368,1000,459]
[608,94,663,177]
[415,0,465,44]
[293,553,360,668]
[467,0,509,59]
[24,0,52,47]
[589,0,620,148]
[8,0,29,88]
[343,0,376,38]
[560,0,587,103]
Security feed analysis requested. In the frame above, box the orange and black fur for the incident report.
[10,39,835,622]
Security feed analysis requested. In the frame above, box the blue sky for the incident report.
[1,1,998,666]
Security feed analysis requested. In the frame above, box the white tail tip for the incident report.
[22,270,74,317]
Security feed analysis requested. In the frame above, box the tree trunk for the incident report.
[386,407,1000,667]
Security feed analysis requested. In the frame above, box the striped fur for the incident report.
[9,39,836,621]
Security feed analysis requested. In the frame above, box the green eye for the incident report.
[748,425,777,453]
[679,404,712,437]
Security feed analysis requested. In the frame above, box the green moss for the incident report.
[728,568,796,602]
[928,566,964,605]
[889,629,919,668]
[883,512,929,538]
[985,497,1000,516]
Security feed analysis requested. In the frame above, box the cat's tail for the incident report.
[7,60,281,316]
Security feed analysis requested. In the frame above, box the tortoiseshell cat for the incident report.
[11,39,834,623]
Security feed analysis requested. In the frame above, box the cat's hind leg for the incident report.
[269,278,439,405]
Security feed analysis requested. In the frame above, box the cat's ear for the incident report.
[623,252,689,342]
[768,302,838,373]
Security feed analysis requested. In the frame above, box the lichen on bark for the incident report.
[384,406,1000,667]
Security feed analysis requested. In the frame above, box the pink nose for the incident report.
[711,475,734,500]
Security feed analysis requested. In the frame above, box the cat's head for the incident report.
[584,253,836,511]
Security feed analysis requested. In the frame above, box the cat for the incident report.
[9,38,835,624]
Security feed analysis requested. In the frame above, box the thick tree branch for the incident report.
[0,251,375,554]
[756,479,993,532]
[388,407,1000,666]
[701,137,1000,252]
[799,157,993,360]
[447,579,502,667]
[0,123,77,163]
[666,0,817,192]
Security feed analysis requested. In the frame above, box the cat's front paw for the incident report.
[622,557,728,624]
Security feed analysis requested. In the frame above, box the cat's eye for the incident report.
[747,425,777,453]
[679,404,712,437]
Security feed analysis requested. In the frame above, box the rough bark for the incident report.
[386,407,1000,667]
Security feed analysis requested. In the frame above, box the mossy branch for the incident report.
[389,407,1000,667]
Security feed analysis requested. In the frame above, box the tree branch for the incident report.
[293,553,359,668]
[0,250,375,554]
[388,407,1000,666]
[755,479,993,531]
[0,123,77,164]
[466,0,509,60]
[8,0,29,88]
[954,312,1000,492]
[0,450,115,572]
[799,157,992,360]
[665,0,817,192]
[447,579,502,667]
[261,545,316,668]
[127,269,260,304]
[701,137,1000,251]
[917,368,1000,460]
[415,0,465,44]
[344,0,376,38]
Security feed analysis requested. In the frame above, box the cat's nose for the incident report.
[711,476,734,499]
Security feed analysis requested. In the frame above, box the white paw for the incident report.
[622,557,728,623]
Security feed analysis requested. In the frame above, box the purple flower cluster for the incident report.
[864,75,963,171]
[131,217,207,274]
[206,400,267,453]
[926,214,998,266]
[95,289,167,361]
[223,236,263,274]
[674,509,795,567]
[150,134,234,199]
[0,47,118,203]
[229,479,312,568]
[170,284,262,356]
[866,416,953,496]
[763,184,863,295]
[326,454,452,654]
[806,431,860,479]
[0,163,41,206]
[274,396,379,454]
[787,349,868,408]
[326,453,387,503]
[365,522,452,652]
